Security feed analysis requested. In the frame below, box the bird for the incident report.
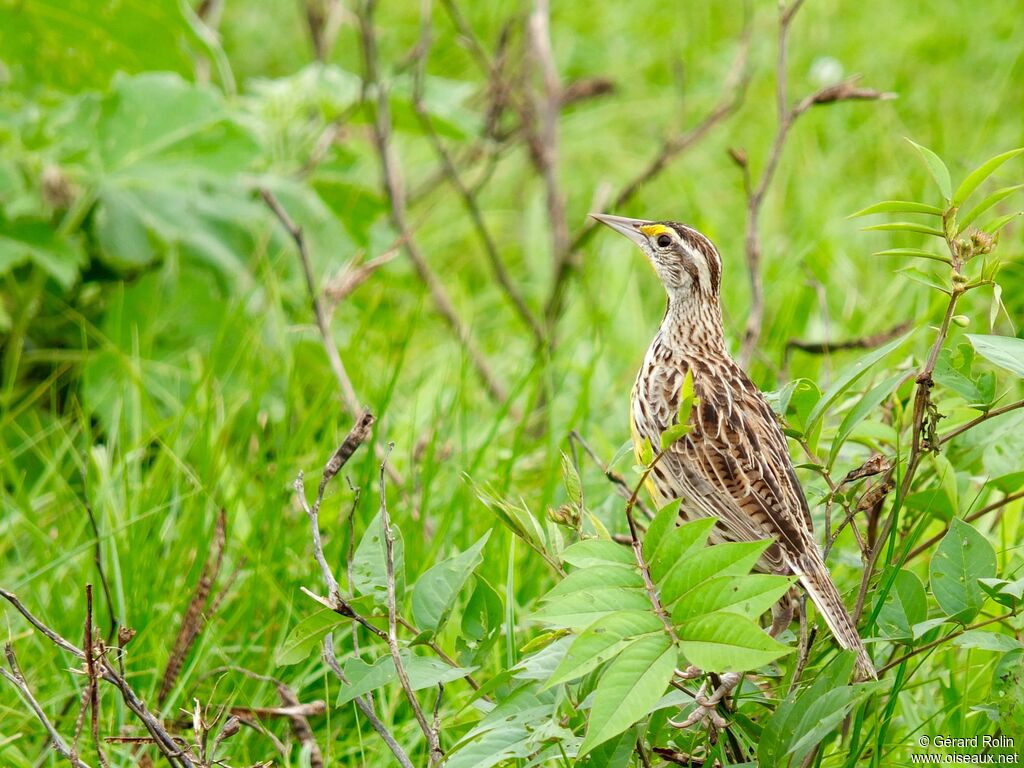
[590,213,876,714]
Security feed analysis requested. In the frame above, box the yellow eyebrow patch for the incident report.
[639,224,672,238]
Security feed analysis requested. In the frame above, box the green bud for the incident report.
[952,315,969,327]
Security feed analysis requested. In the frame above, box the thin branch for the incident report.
[411,7,546,347]
[79,466,117,642]
[878,611,1016,674]
[905,489,1024,561]
[1,644,92,768]
[737,0,894,365]
[938,398,1024,445]
[83,586,108,768]
[321,641,416,768]
[358,0,509,405]
[378,443,443,764]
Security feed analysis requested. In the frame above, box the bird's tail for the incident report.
[790,552,877,681]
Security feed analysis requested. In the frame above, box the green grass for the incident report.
[2,0,1024,765]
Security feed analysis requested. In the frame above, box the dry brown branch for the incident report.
[158,509,228,706]
[736,1,895,366]
[302,0,344,61]
[322,245,402,309]
[1,644,91,768]
[79,467,117,642]
[378,443,443,764]
[411,8,546,347]
[0,590,193,766]
[84,586,109,768]
[358,0,509,405]
[785,321,911,358]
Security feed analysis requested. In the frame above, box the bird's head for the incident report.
[590,213,722,302]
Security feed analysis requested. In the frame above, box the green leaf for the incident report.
[660,539,772,607]
[862,222,945,237]
[336,650,475,706]
[872,248,951,264]
[0,217,86,288]
[461,576,503,643]
[828,370,910,467]
[561,539,635,569]
[958,184,1024,231]
[983,211,1023,234]
[578,633,675,756]
[952,147,1024,206]
[906,138,953,201]
[849,200,944,217]
[660,422,692,450]
[561,452,583,507]
[952,630,1022,653]
[678,612,793,672]
[351,511,405,608]
[532,586,651,628]
[678,369,696,425]
[966,334,1024,378]
[647,516,717,584]
[543,564,643,601]
[805,332,913,433]
[639,437,654,466]
[641,499,682,564]
[412,531,490,633]
[875,569,927,641]
[275,607,346,666]
[671,574,796,623]
[471,482,546,551]
[929,519,997,623]
[545,610,663,687]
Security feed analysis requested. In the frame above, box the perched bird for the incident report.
[591,213,876,696]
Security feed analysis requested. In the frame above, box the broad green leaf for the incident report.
[351,511,405,607]
[532,587,650,627]
[967,334,1024,378]
[912,617,951,639]
[785,683,877,763]
[979,577,1024,606]
[952,147,1024,206]
[906,138,953,200]
[875,569,927,641]
[849,200,944,217]
[660,539,772,607]
[992,649,1024,735]
[929,519,996,623]
[561,452,583,507]
[958,184,1024,231]
[952,630,1022,652]
[561,539,635,569]
[759,653,858,767]
[546,610,663,687]
[335,650,475,706]
[862,222,945,237]
[578,633,675,756]
[648,516,717,583]
[671,574,795,623]
[543,565,643,601]
[275,607,346,666]
[412,531,490,633]
[0,217,86,288]
[872,247,951,264]
[461,576,503,644]
[828,370,910,467]
[641,498,682,563]
[678,612,793,671]
[639,437,654,466]
[805,332,913,433]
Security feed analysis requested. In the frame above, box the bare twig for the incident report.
[736,0,895,365]
[1,644,92,768]
[321,642,416,768]
[79,466,117,642]
[358,0,509,405]
[878,611,1016,674]
[568,430,652,520]
[785,321,911,366]
[905,489,1024,562]
[378,444,443,764]
[411,6,546,346]
[83,586,109,768]
[938,398,1024,445]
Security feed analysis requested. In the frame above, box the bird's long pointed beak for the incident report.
[589,213,652,248]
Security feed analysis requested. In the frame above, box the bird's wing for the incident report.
[660,369,816,570]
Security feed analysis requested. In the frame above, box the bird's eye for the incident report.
[656,234,672,248]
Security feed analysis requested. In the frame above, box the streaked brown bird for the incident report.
[592,213,876,704]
